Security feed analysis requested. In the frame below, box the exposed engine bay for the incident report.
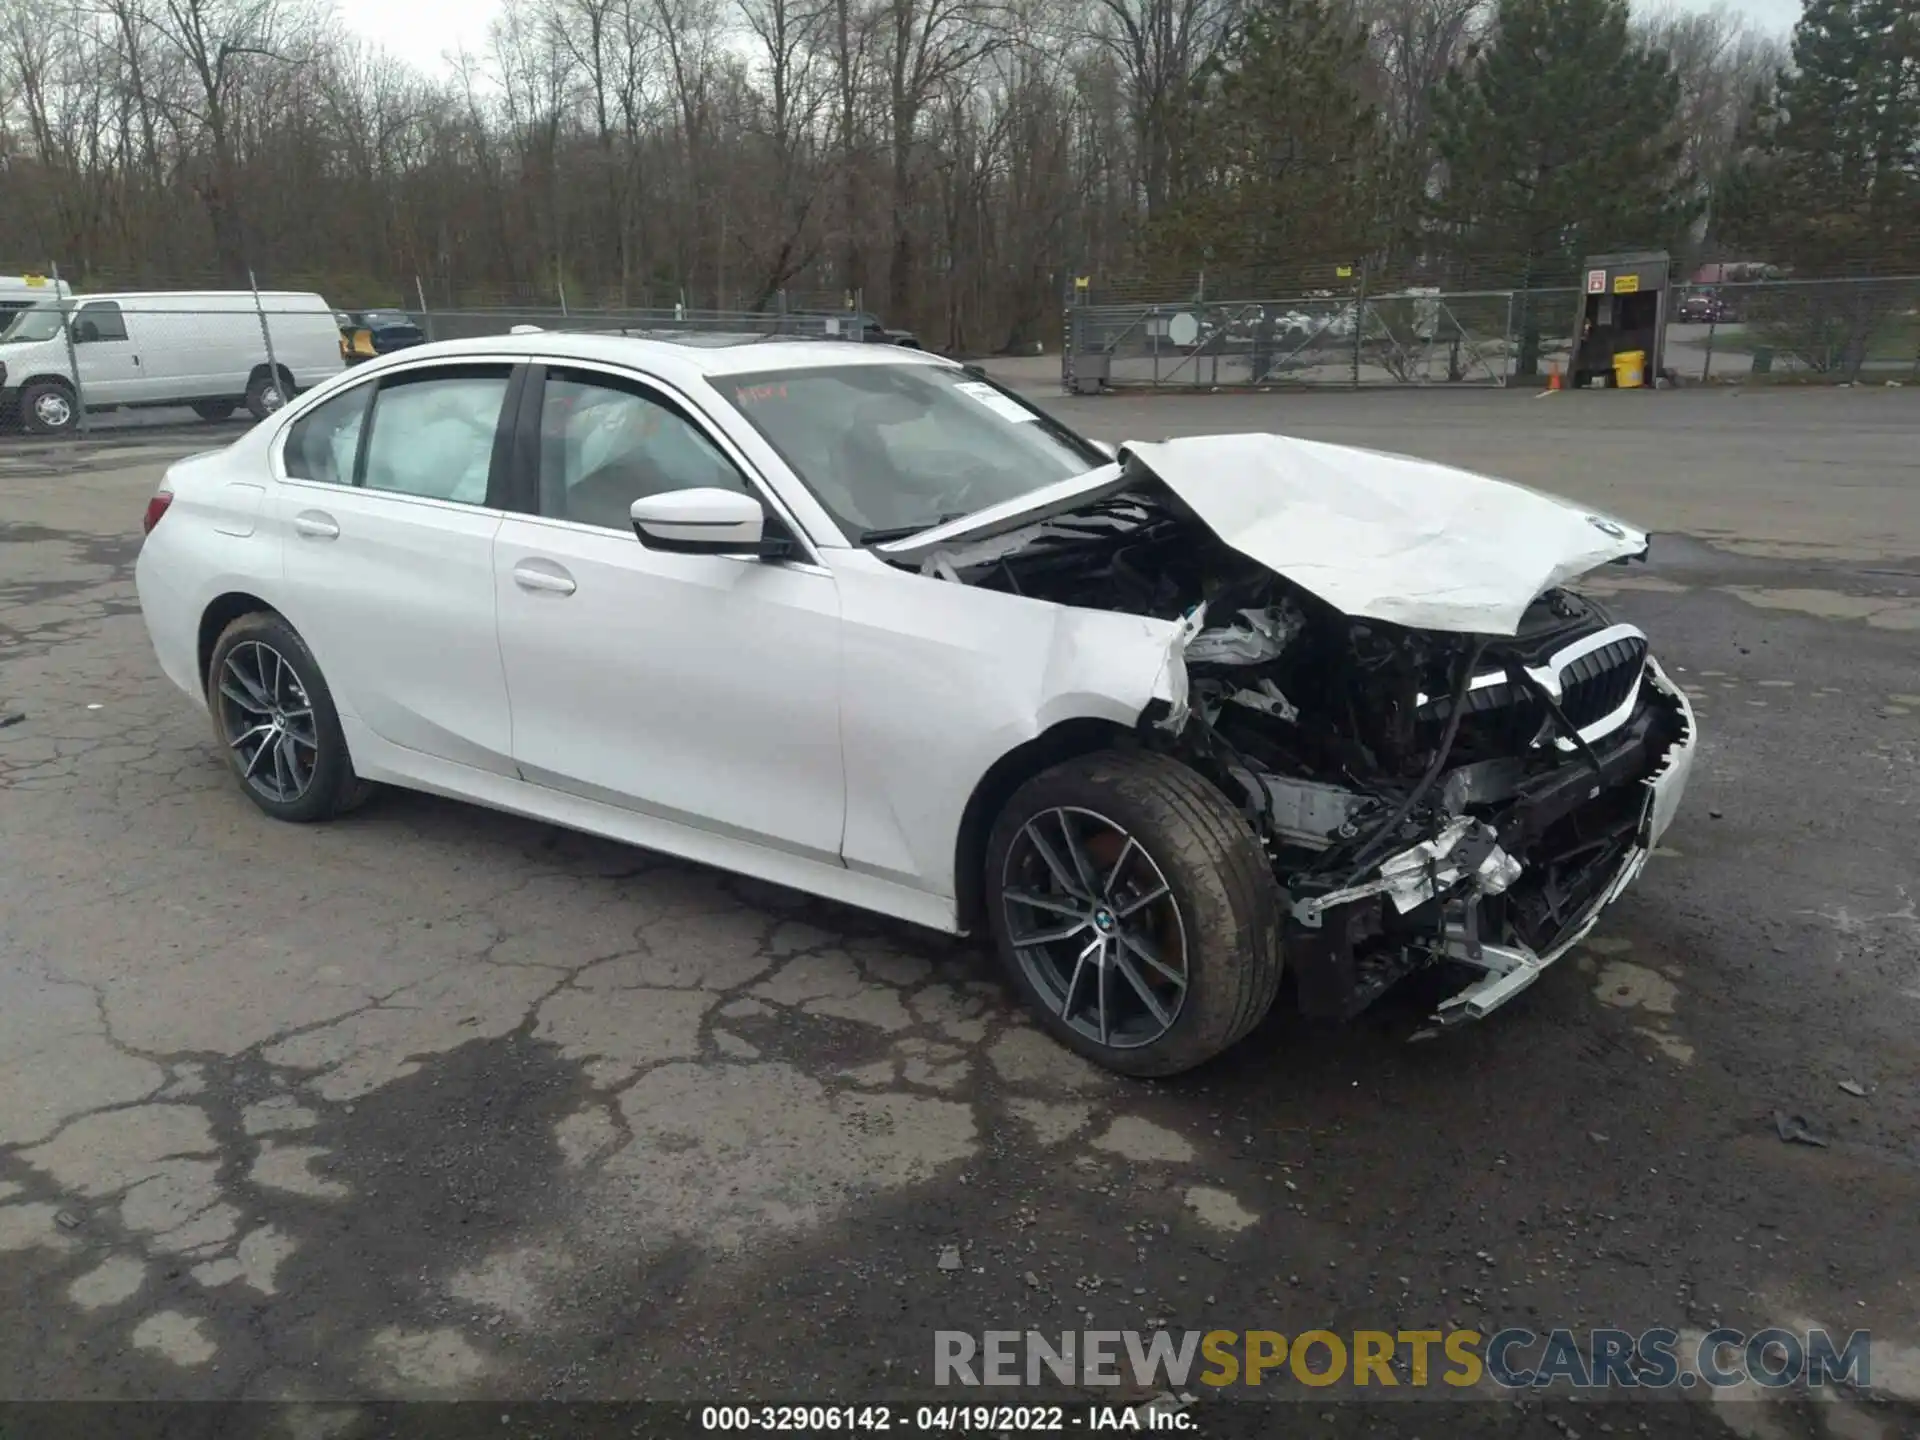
[903,475,1696,1026]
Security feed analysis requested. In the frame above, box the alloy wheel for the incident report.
[217,641,319,803]
[1000,806,1190,1049]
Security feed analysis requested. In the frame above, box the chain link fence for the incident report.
[0,269,912,440]
[1664,277,1920,384]
[1062,289,1523,391]
[9,265,1917,436]
[1062,275,1920,393]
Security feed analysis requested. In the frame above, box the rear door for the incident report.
[274,360,520,775]
[266,300,347,392]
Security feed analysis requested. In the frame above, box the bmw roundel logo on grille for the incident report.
[1586,514,1627,537]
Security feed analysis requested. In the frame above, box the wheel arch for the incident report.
[246,361,298,393]
[197,591,281,695]
[952,716,1134,935]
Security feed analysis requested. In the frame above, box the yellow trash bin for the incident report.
[1612,349,1646,389]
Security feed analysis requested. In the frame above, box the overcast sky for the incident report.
[332,0,1801,74]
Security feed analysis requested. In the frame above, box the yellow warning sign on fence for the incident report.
[1613,274,1640,294]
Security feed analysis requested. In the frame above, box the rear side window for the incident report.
[284,384,373,485]
[361,366,510,505]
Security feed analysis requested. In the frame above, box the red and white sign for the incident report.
[1586,269,1607,294]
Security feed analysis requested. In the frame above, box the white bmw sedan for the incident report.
[135,333,1697,1076]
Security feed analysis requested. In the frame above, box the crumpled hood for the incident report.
[1121,435,1647,636]
[882,433,1648,638]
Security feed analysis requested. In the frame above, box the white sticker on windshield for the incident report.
[955,380,1038,424]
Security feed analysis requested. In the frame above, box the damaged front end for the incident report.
[897,458,1697,1028]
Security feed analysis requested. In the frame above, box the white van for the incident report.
[0,290,345,435]
[0,274,72,320]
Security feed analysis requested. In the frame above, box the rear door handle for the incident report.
[512,562,576,596]
[293,511,339,539]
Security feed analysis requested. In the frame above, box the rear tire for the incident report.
[207,611,375,823]
[19,379,79,435]
[244,368,289,420]
[192,400,237,422]
[985,750,1284,1078]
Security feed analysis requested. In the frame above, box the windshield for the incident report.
[0,302,66,345]
[719,362,1106,540]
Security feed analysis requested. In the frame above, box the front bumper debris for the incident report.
[1283,657,1699,1027]
[1428,656,1696,1024]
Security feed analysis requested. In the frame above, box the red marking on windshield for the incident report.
[735,383,788,403]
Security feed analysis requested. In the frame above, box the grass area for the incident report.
[1689,313,1920,367]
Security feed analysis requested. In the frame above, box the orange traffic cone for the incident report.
[1548,362,1563,391]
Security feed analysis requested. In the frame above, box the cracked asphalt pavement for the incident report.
[2,386,1918,1435]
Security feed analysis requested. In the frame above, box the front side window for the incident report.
[719,362,1106,541]
[283,383,373,486]
[75,302,128,344]
[536,369,749,531]
[360,366,510,505]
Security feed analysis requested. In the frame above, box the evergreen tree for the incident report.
[1719,0,1920,274]
[1147,0,1385,287]
[1430,0,1695,371]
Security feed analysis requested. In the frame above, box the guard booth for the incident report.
[1568,251,1673,388]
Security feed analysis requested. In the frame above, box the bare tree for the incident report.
[141,0,320,280]
[878,0,1002,316]
[1636,0,1784,246]
[1087,0,1238,215]
[737,0,831,304]
[1355,0,1485,261]
[0,0,1859,349]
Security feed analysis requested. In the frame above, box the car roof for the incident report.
[68,291,329,303]
[351,331,954,388]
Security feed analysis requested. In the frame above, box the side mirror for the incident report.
[630,488,770,556]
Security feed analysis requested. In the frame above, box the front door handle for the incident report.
[512,562,577,596]
[293,511,340,539]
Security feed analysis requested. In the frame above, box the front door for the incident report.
[493,363,845,862]
[71,301,141,405]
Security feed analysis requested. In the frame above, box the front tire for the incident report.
[20,379,79,435]
[207,612,373,822]
[985,750,1284,1078]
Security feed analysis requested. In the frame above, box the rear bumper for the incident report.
[133,541,208,708]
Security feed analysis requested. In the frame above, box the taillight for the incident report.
[143,491,173,534]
